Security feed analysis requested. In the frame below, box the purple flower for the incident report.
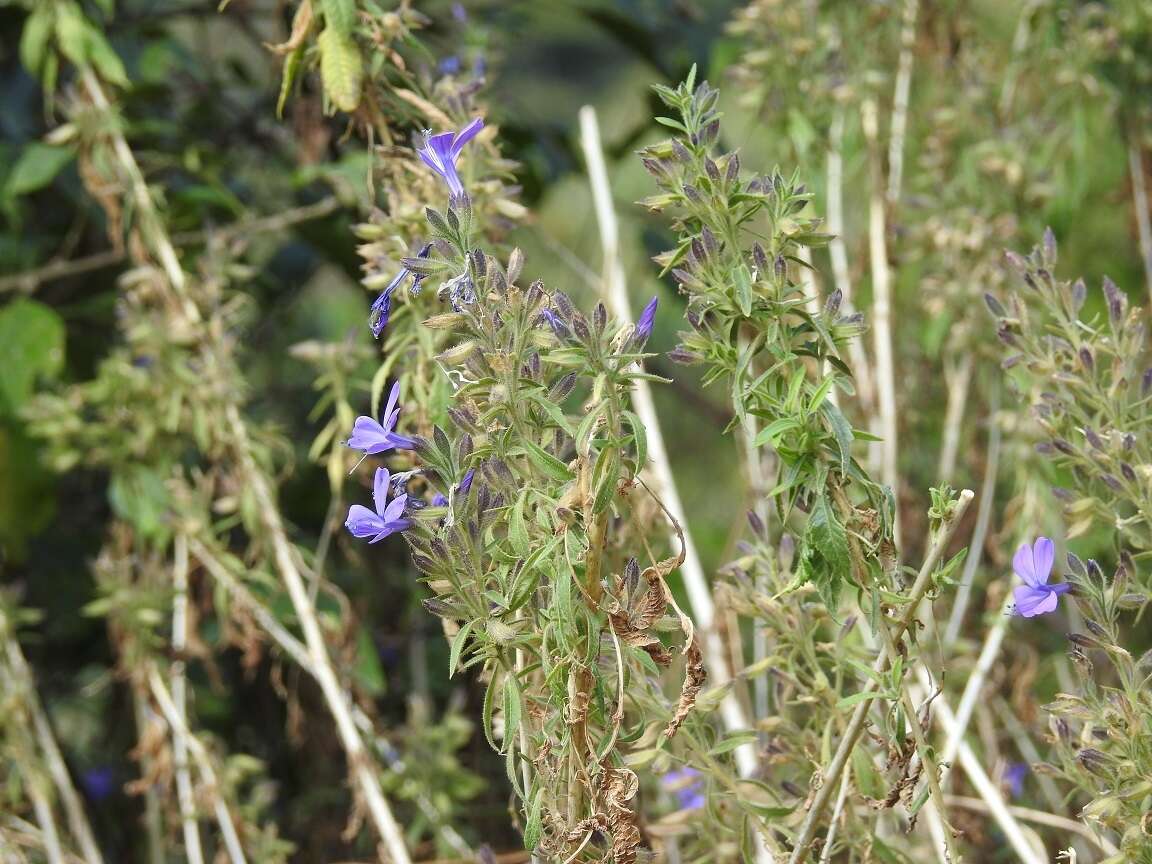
[1003,762,1028,798]
[417,118,484,198]
[439,55,462,75]
[369,272,403,339]
[346,382,418,462]
[82,767,116,802]
[1012,537,1070,617]
[634,296,658,345]
[432,468,475,507]
[662,766,705,810]
[345,467,411,543]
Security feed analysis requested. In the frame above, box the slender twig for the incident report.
[146,667,248,864]
[788,490,974,863]
[0,197,341,294]
[0,612,103,864]
[943,381,1001,644]
[944,796,1119,856]
[577,106,759,779]
[936,353,974,484]
[826,109,876,414]
[886,0,919,204]
[798,246,837,407]
[187,537,472,857]
[911,672,1046,864]
[862,100,901,547]
[1127,132,1152,308]
[816,765,852,864]
[171,536,206,864]
[131,691,167,864]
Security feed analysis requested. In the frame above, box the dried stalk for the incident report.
[886,0,920,204]
[944,796,1118,856]
[936,353,974,484]
[862,99,902,547]
[943,382,1001,644]
[1127,133,1152,308]
[826,109,876,414]
[0,611,102,864]
[171,535,206,864]
[787,489,974,863]
[146,667,248,864]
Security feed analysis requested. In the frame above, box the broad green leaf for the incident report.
[4,144,75,199]
[318,27,363,112]
[0,299,65,414]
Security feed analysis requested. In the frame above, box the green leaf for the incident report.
[0,423,56,562]
[734,262,752,316]
[482,670,500,752]
[0,299,65,414]
[448,620,475,679]
[109,466,171,541]
[4,144,75,199]
[508,491,530,556]
[802,494,851,610]
[523,786,544,850]
[708,731,758,756]
[318,27,363,112]
[820,401,854,475]
[19,7,55,75]
[322,0,358,36]
[522,440,573,483]
[84,27,129,88]
[353,627,386,696]
[622,410,647,472]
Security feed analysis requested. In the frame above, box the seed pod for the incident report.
[984,292,1006,317]
[725,152,740,183]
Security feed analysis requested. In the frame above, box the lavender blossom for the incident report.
[345,467,411,543]
[346,382,418,460]
[432,469,475,507]
[1003,762,1028,798]
[1012,537,1070,617]
[634,296,658,345]
[417,118,484,198]
[662,766,705,810]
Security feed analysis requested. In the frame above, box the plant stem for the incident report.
[170,535,206,864]
[1126,131,1152,308]
[886,0,919,205]
[787,489,973,863]
[577,105,759,779]
[862,100,901,548]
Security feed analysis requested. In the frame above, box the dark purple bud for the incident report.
[623,557,640,593]
[671,139,692,163]
[1042,226,1057,262]
[685,308,702,330]
[690,237,706,264]
[701,227,718,257]
[548,372,577,402]
[1122,432,1136,451]
[572,313,590,342]
[641,158,668,178]
[1084,428,1104,450]
[774,255,787,280]
[1053,439,1075,455]
[634,296,658,344]
[1002,354,1023,369]
[997,324,1017,346]
[704,119,720,143]
[526,279,544,307]
[725,152,740,183]
[824,289,843,318]
[1068,632,1100,650]
[752,243,769,274]
[1121,462,1137,483]
[1004,250,1028,270]
[1086,559,1104,582]
[704,158,721,182]
[1085,618,1108,639]
[593,302,607,333]
[1054,718,1072,743]
[1035,442,1055,455]
[1071,278,1087,312]
[458,433,474,461]
[1077,748,1110,776]
[553,292,574,318]
[1079,347,1094,372]
[984,292,1006,317]
[1103,276,1123,325]
[747,509,765,538]
[1101,473,1122,491]
[1141,367,1152,395]
[683,184,703,204]
[667,346,697,364]
[1052,486,1074,502]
